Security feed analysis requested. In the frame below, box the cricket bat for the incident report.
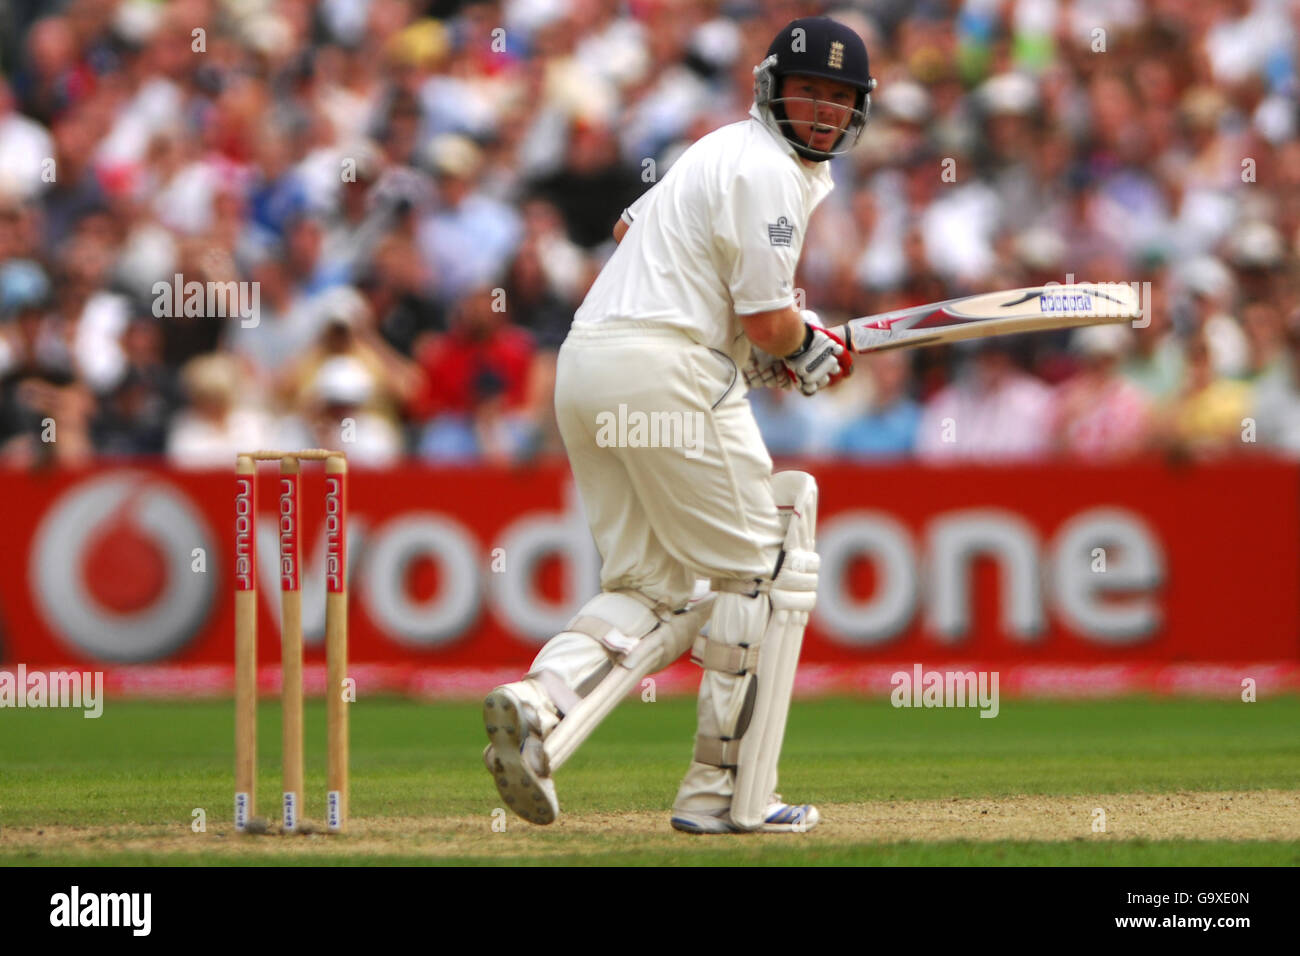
[832,283,1142,354]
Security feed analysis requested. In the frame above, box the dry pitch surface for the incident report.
[4,790,1298,865]
[2,697,1298,864]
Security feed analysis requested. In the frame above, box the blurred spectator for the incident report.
[505,220,580,349]
[502,199,587,454]
[223,222,353,382]
[92,315,182,456]
[1203,0,1295,87]
[224,256,316,381]
[1053,324,1153,461]
[0,78,54,202]
[617,0,712,162]
[1251,309,1300,457]
[359,226,446,357]
[1225,220,1288,305]
[410,284,536,462]
[1181,255,1250,379]
[278,285,422,428]
[530,118,643,249]
[246,125,309,244]
[512,199,586,328]
[166,352,273,468]
[417,133,522,304]
[41,110,108,255]
[320,141,394,280]
[833,351,922,459]
[1239,300,1288,379]
[282,214,350,298]
[56,230,133,393]
[13,16,96,127]
[154,239,238,368]
[1159,332,1254,459]
[1122,272,1186,402]
[915,340,1055,462]
[274,355,404,467]
[0,258,94,466]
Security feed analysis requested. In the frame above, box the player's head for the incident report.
[754,16,876,163]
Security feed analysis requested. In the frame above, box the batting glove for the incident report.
[783,311,853,396]
[742,346,791,390]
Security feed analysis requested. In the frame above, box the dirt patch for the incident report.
[825,789,1300,842]
[3,790,1296,860]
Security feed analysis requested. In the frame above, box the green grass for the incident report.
[1,695,1297,864]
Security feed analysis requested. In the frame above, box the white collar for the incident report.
[748,103,834,188]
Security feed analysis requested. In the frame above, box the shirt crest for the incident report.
[768,217,794,246]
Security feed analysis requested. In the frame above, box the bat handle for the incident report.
[829,324,854,353]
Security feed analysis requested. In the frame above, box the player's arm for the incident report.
[724,168,850,393]
[741,305,806,356]
[742,306,851,395]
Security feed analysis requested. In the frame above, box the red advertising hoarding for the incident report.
[1,461,1296,697]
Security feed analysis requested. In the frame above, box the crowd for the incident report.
[0,0,1298,469]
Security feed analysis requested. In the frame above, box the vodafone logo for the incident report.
[17,470,1174,666]
[29,474,215,661]
[815,507,1165,646]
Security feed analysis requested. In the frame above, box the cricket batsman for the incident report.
[483,16,875,833]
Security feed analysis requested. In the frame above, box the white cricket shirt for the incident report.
[571,104,835,353]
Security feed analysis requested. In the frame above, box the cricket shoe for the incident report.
[670,796,820,834]
[483,686,559,825]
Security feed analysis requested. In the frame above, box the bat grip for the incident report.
[829,324,853,354]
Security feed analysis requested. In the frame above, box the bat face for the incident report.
[841,283,1142,354]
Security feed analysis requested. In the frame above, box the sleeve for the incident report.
[620,184,655,226]
[718,165,805,315]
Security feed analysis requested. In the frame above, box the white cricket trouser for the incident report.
[553,322,785,607]
[513,322,790,812]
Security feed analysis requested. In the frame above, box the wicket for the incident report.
[234,449,349,834]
